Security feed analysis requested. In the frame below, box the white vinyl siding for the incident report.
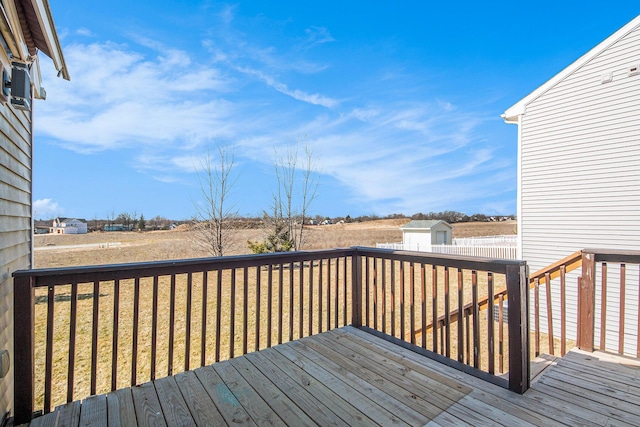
[0,50,32,415]
[520,24,640,356]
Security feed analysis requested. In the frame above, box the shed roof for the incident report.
[502,14,640,123]
[400,220,453,230]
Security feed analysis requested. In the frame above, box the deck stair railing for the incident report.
[577,249,640,357]
[13,247,529,425]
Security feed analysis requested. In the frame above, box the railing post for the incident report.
[351,249,362,327]
[14,275,35,424]
[577,251,595,351]
[506,263,529,394]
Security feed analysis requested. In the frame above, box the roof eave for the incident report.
[29,0,69,80]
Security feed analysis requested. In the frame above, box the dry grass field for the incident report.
[31,220,520,410]
[34,219,517,268]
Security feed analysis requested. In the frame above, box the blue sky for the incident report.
[32,2,640,220]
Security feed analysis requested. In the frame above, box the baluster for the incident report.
[472,270,479,368]
[68,282,78,400]
[131,277,140,386]
[111,280,119,391]
[534,277,540,357]
[202,271,208,365]
[619,263,626,355]
[487,273,494,375]
[545,272,554,355]
[91,280,100,394]
[169,274,176,374]
[457,268,463,363]
[186,272,193,369]
[151,276,159,380]
[444,266,450,358]
[600,262,607,351]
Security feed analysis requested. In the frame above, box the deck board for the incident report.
[27,326,640,426]
[173,369,227,426]
[106,388,137,427]
[212,360,285,426]
[154,375,195,426]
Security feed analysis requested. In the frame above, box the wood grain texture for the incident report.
[174,370,226,426]
[154,376,195,426]
[26,327,640,427]
[106,388,137,427]
[131,381,167,427]
[78,394,107,427]
[194,364,253,425]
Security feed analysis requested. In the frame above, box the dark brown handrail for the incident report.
[578,249,640,354]
[410,250,583,352]
[353,247,529,393]
[13,246,530,424]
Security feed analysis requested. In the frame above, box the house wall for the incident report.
[520,23,640,355]
[0,54,33,416]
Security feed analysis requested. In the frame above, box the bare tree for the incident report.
[106,210,116,230]
[259,142,318,252]
[192,144,239,256]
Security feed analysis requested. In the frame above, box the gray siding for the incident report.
[520,25,640,355]
[0,51,32,415]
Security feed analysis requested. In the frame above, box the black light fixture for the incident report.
[1,62,31,111]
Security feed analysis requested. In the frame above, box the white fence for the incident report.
[376,241,518,260]
[452,235,517,246]
[431,245,517,259]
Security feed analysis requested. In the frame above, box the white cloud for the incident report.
[37,42,234,153]
[76,28,93,37]
[33,199,63,218]
[235,66,339,108]
[34,23,512,217]
[235,99,507,215]
[301,27,335,49]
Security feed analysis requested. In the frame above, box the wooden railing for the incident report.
[525,249,640,359]
[530,251,582,357]
[577,249,640,356]
[13,247,530,424]
[354,248,529,394]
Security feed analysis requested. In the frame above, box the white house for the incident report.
[50,217,88,234]
[399,220,453,252]
[503,15,640,355]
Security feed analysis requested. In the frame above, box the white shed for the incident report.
[503,15,640,355]
[400,220,453,252]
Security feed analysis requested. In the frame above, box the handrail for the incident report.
[578,249,640,355]
[13,246,530,424]
[355,247,529,393]
[529,251,582,285]
[411,251,583,342]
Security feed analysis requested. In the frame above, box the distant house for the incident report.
[34,226,50,235]
[400,220,453,252]
[105,224,131,232]
[503,15,640,354]
[50,218,88,234]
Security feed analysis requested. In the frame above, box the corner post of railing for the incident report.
[577,250,595,351]
[14,274,35,425]
[506,262,530,394]
[351,248,363,327]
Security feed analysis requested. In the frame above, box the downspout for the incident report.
[29,88,33,268]
[501,112,523,259]
[516,114,523,260]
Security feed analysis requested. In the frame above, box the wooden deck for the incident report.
[25,326,640,426]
